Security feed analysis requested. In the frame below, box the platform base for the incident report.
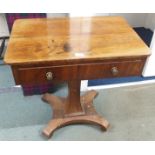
[42,90,109,138]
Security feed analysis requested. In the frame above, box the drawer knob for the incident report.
[46,72,53,80]
[111,67,119,76]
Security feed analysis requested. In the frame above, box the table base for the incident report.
[42,90,109,138]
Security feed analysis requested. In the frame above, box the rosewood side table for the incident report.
[4,16,150,138]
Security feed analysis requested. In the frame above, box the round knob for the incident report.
[111,67,119,76]
[46,72,53,80]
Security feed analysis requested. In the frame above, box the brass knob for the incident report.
[111,67,119,76]
[46,72,53,80]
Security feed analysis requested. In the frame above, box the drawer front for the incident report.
[16,65,77,85]
[12,59,145,85]
[78,60,145,79]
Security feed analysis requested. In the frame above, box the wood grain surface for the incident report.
[4,16,150,65]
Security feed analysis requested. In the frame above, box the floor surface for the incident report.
[0,83,155,140]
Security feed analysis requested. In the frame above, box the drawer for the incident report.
[12,59,145,85]
[78,59,145,79]
[16,65,78,85]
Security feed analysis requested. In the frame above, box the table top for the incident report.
[4,16,150,65]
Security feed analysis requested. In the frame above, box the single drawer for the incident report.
[16,65,78,85]
[12,59,146,85]
[78,59,145,79]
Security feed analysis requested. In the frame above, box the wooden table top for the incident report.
[4,16,150,65]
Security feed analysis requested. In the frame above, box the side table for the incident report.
[4,16,150,137]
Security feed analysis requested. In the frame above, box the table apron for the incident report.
[11,59,146,86]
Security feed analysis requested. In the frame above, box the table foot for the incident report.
[42,115,109,138]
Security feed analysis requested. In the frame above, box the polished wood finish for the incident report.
[4,16,150,65]
[4,16,150,138]
[12,58,146,86]
[42,90,109,137]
